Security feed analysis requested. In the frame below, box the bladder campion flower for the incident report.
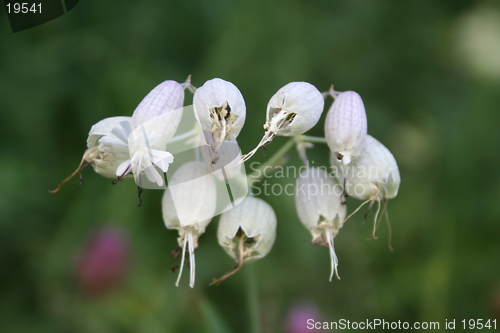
[193,78,246,167]
[211,196,277,285]
[193,78,246,141]
[100,80,185,187]
[49,116,133,193]
[330,134,400,238]
[242,82,324,162]
[162,161,216,287]
[295,167,346,280]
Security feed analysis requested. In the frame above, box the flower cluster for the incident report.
[51,76,400,286]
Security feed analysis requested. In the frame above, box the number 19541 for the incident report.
[6,3,42,14]
[461,319,497,330]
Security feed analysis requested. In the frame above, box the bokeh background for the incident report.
[1,0,500,332]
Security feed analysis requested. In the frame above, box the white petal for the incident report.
[87,116,132,148]
[99,135,128,149]
[151,149,174,173]
[143,165,164,186]
[115,159,132,177]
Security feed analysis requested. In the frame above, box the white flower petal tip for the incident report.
[325,91,368,165]
[330,135,400,238]
[295,167,346,281]
[241,82,324,162]
[162,162,217,287]
[211,196,277,285]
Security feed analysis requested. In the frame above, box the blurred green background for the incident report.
[1,0,499,332]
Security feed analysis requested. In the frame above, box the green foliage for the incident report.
[1,0,499,332]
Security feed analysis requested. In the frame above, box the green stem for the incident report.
[297,134,328,144]
[246,138,296,183]
[168,128,197,144]
[245,264,260,333]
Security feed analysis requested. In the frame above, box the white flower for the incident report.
[162,161,216,287]
[193,78,246,141]
[49,116,132,193]
[330,134,400,237]
[295,167,346,281]
[84,116,133,178]
[325,91,367,165]
[100,80,184,187]
[242,82,324,162]
[212,196,277,285]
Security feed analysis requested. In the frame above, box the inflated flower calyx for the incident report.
[162,161,216,288]
[325,91,367,165]
[194,78,246,165]
[194,78,246,141]
[49,116,133,194]
[295,167,346,280]
[241,82,324,162]
[330,134,400,238]
[100,80,185,187]
[212,196,277,285]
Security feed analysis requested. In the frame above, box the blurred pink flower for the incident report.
[286,302,324,333]
[75,226,129,296]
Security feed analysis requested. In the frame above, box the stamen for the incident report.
[175,233,188,287]
[241,110,296,163]
[358,199,376,229]
[342,197,373,225]
[49,156,88,194]
[137,186,143,207]
[372,197,382,239]
[380,199,394,251]
[210,232,246,286]
[325,228,340,281]
[188,230,196,288]
[112,163,131,184]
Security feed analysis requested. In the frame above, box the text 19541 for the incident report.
[6,3,42,14]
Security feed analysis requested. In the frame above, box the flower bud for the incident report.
[162,161,216,287]
[242,82,324,162]
[295,167,346,280]
[131,80,184,134]
[325,91,367,165]
[212,196,277,284]
[194,78,246,141]
[330,134,400,238]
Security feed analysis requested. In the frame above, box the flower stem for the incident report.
[245,135,328,183]
[246,138,296,183]
[245,264,260,333]
[296,134,328,144]
[168,128,197,144]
